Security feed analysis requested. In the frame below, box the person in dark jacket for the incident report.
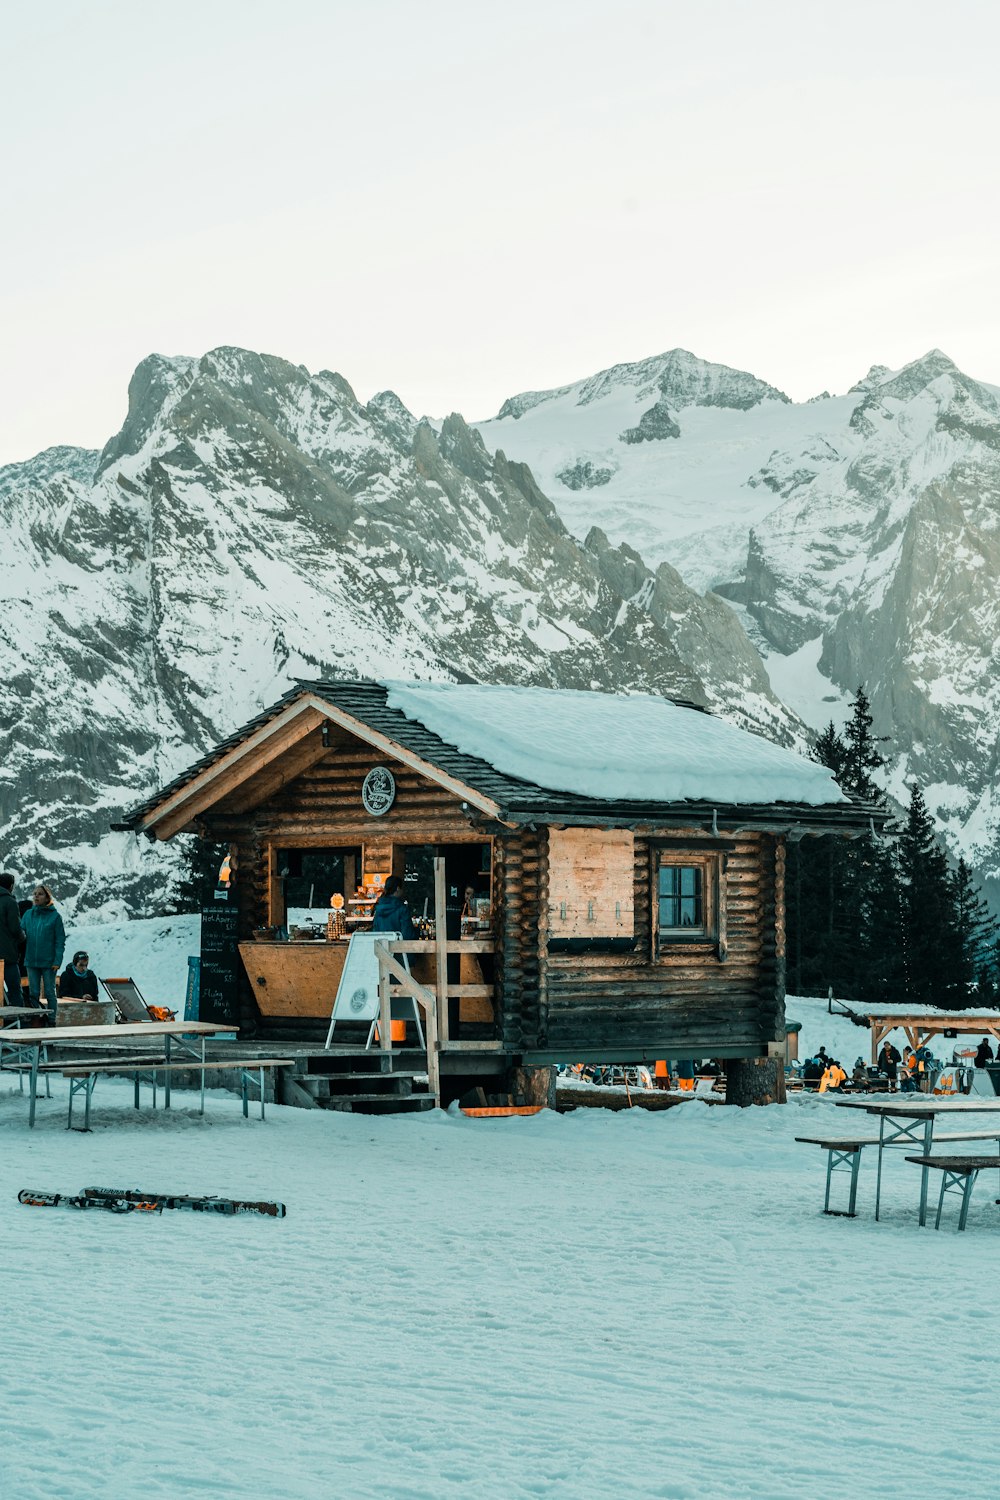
[975,1038,994,1068]
[21,884,66,1024]
[0,872,22,1007]
[59,950,99,1001]
[370,876,417,940]
[878,1040,902,1092]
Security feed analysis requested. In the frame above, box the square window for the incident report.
[655,853,723,956]
[658,864,703,931]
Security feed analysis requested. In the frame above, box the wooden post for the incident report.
[509,1064,556,1109]
[724,1056,786,1106]
[434,855,449,1047]
[377,950,392,1055]
[424,987,440,1107]
[266,843,284,930]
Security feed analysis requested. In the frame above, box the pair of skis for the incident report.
[19,1187,286,1218]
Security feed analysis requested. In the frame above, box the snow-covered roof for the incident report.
[384,682,847,808]
[846,1002,1000,1020]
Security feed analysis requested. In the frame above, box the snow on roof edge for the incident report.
[383,681,847,809]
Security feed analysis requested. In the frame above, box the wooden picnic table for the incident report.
[0,1022,237,1126]
[834,1097,1000,1223]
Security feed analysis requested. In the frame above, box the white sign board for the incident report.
[325,930,425,1051]
[331,931,396,1025]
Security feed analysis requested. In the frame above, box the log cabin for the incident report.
[117,679,881,1104]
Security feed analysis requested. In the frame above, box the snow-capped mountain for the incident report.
[477,348,1000,900]
[0,347,793,917]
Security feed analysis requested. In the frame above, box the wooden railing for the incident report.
[373,938,497,1108]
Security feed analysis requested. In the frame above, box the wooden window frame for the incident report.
[652,848,728,962]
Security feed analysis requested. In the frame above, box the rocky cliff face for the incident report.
[0,347,794,917]
[478,348,1000,901]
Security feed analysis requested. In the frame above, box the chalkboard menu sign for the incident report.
[199,905,241,1026]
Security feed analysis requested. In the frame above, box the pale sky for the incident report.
[3,0,1000,465]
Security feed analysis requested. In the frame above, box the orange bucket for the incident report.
[374,1019,407,1043]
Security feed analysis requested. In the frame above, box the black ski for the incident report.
[19,1190,144,1214]
[83,1186,286,1218]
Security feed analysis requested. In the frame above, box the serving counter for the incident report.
[239,940,494,1023]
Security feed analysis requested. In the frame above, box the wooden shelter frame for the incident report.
[865,1012,1000,1064]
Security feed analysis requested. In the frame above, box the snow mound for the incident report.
[385,681,845,806]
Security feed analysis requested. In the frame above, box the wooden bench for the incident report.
[798,1127,1000,1219]
[59,1058,294,1129]
[796,1135,881,1216]
[905,1155,1000,1231]
[4,1053,167,1100]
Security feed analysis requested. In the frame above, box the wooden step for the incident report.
[323,1093,434,1113]
[299,1068,425,1080]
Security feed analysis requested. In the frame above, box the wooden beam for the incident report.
[267,843,283,929]
[223,734,333,814]
[295,693,503,821]
[145,703,326,839]
[435,856,449,1047]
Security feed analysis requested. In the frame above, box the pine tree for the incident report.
[897,785,957,1007]
[840,686,889,802]
[788,692,893,1001]
[164,835,229,915]
[858,832,905,1002]
[813,721,848,783]
[949,858,999,1006]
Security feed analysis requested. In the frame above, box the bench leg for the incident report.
[259,1065,266,1121]
[934,1174,948,1230]
[164,1035,171,1109]
[242,1073,249,1118]
[848,1149,861,1216]
[958,1170,978,1232]
[28,1044,40,1128]
[917,1118,934,1226]
[823,1147,861,1217]
[85,1075,95,1131]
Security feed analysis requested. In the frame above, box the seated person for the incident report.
[59,950,99,1001]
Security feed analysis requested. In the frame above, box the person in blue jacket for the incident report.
[21,884,66,1024]
[370,876,417,940]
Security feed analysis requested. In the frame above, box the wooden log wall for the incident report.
[543,831,781,1056]
[493,829,547,1051]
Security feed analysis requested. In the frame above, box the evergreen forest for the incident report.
[786,689,999,1007]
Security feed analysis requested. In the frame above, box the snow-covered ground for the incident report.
[788,991,997,1069]
[1,1081,996,1499]
[68,913,199,1010]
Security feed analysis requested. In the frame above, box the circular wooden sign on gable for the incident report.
[362,765,396,816]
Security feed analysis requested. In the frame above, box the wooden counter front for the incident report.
[239,941,495,1023]
[239,941,347,1019]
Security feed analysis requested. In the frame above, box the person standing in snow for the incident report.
[974,1038,994,1068]
[21,884,66,1025]
[0,872,22,1007]
[878,1040,901,1092]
